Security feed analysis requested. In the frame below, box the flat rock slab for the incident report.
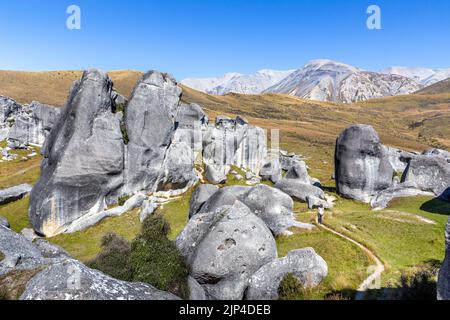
[0,184,32,205]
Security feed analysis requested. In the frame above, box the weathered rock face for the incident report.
[246,248,328,300]
[0,96,22,125]
[402,155,450,200]
[335,125,394,203]
[275,178,325,203]
[8,101,61,149]
[241,185,314,234]
[188,184,219,218]
[259,159,282,183]
[0,224,179,300]
[21,259,179,300]
[177,201,277,300]
[124,71,184,193]
[280,150,304,171]
[423,148,450,161]
[191,185,314,235]
[438,219,450,300]
[383,146,416,173]
[202,116,267,184]
[29,69,125,237]
[0,184,32,205]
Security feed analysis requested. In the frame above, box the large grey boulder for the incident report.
[1,225,179,300]
[29,69,125,237]
[8,101,61,149]
[275,178,325,203]
[188,184,219,218]
[20,259,180,300]
[335,125,394,203]
[285,161,311,184]
[241,185,314,234]
[401,155,450,200]
[246,248,328,300]
[196,186,251,215]
[182,201,277,300]
[0,224,44,276]
[192,185,313,235]
[0,184,32,205]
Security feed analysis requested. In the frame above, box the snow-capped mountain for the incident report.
[264,60,423,103]
[381,67,450,86]
[181,69,295,95]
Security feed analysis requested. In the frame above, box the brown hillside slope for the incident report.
[416,77,450,95]
[0,70,448,182]
[0,70,143,106]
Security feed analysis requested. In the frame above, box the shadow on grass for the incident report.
[420,193,450,215]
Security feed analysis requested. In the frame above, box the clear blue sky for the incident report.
[0,0,449,79]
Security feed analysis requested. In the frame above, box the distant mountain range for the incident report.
[181,60,450,103]
[182,69,295,95]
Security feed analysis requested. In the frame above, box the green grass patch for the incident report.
[0,197,30,232]
[49,209,142,262]
[156,189,193,240]
[276,226,371,300]
[325,195,449,290]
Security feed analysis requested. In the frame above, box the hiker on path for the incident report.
[317,205,325,224]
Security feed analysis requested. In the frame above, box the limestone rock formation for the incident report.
[0,184,32,205]
[188,184,219,218]
[21,259,180,300]
[402,155,450,199]
[335,125,394,203]
[202,116,267,184]
[7,101,61,149]
[246,248,328,300]
[191,185,314,235]
[423,148,450,161]
[274,178,325,203]
[29,69,125,236]
[177,201,277,300]
[259,159,282,183]
[0,224,179,300]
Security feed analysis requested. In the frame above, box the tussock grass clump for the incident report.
[88,214,190,299]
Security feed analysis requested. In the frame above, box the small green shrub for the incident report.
[130,214,190,299]
[278,273,305,300]
[87,233,133,281]
[88,214,190,299]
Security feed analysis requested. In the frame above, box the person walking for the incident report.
[317,205,325,224]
